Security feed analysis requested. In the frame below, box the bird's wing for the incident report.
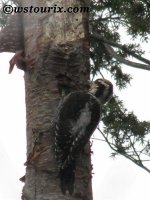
[54,91,101,163]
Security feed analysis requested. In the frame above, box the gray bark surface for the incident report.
[22,1,92,199]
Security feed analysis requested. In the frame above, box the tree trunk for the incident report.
[22,0,92,199]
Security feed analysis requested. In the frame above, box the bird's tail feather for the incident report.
[59,161,76,195]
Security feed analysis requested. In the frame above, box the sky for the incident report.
[0,52,150,200]
[92,63,150,200]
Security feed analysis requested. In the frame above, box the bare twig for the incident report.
[97,127,150,173]
[104,43,150,71]
[91,32,150,71]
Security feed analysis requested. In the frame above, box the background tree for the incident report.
[90,0,150,173]
[0,0,150,199]
[1,0,93,199]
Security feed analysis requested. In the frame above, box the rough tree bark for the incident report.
[21,0,92,199]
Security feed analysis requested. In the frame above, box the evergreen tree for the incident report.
[0,0,150,199]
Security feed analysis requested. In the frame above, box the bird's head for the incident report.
[89,78,113,104]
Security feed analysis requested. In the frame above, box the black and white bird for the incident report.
[54,78,113,195]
